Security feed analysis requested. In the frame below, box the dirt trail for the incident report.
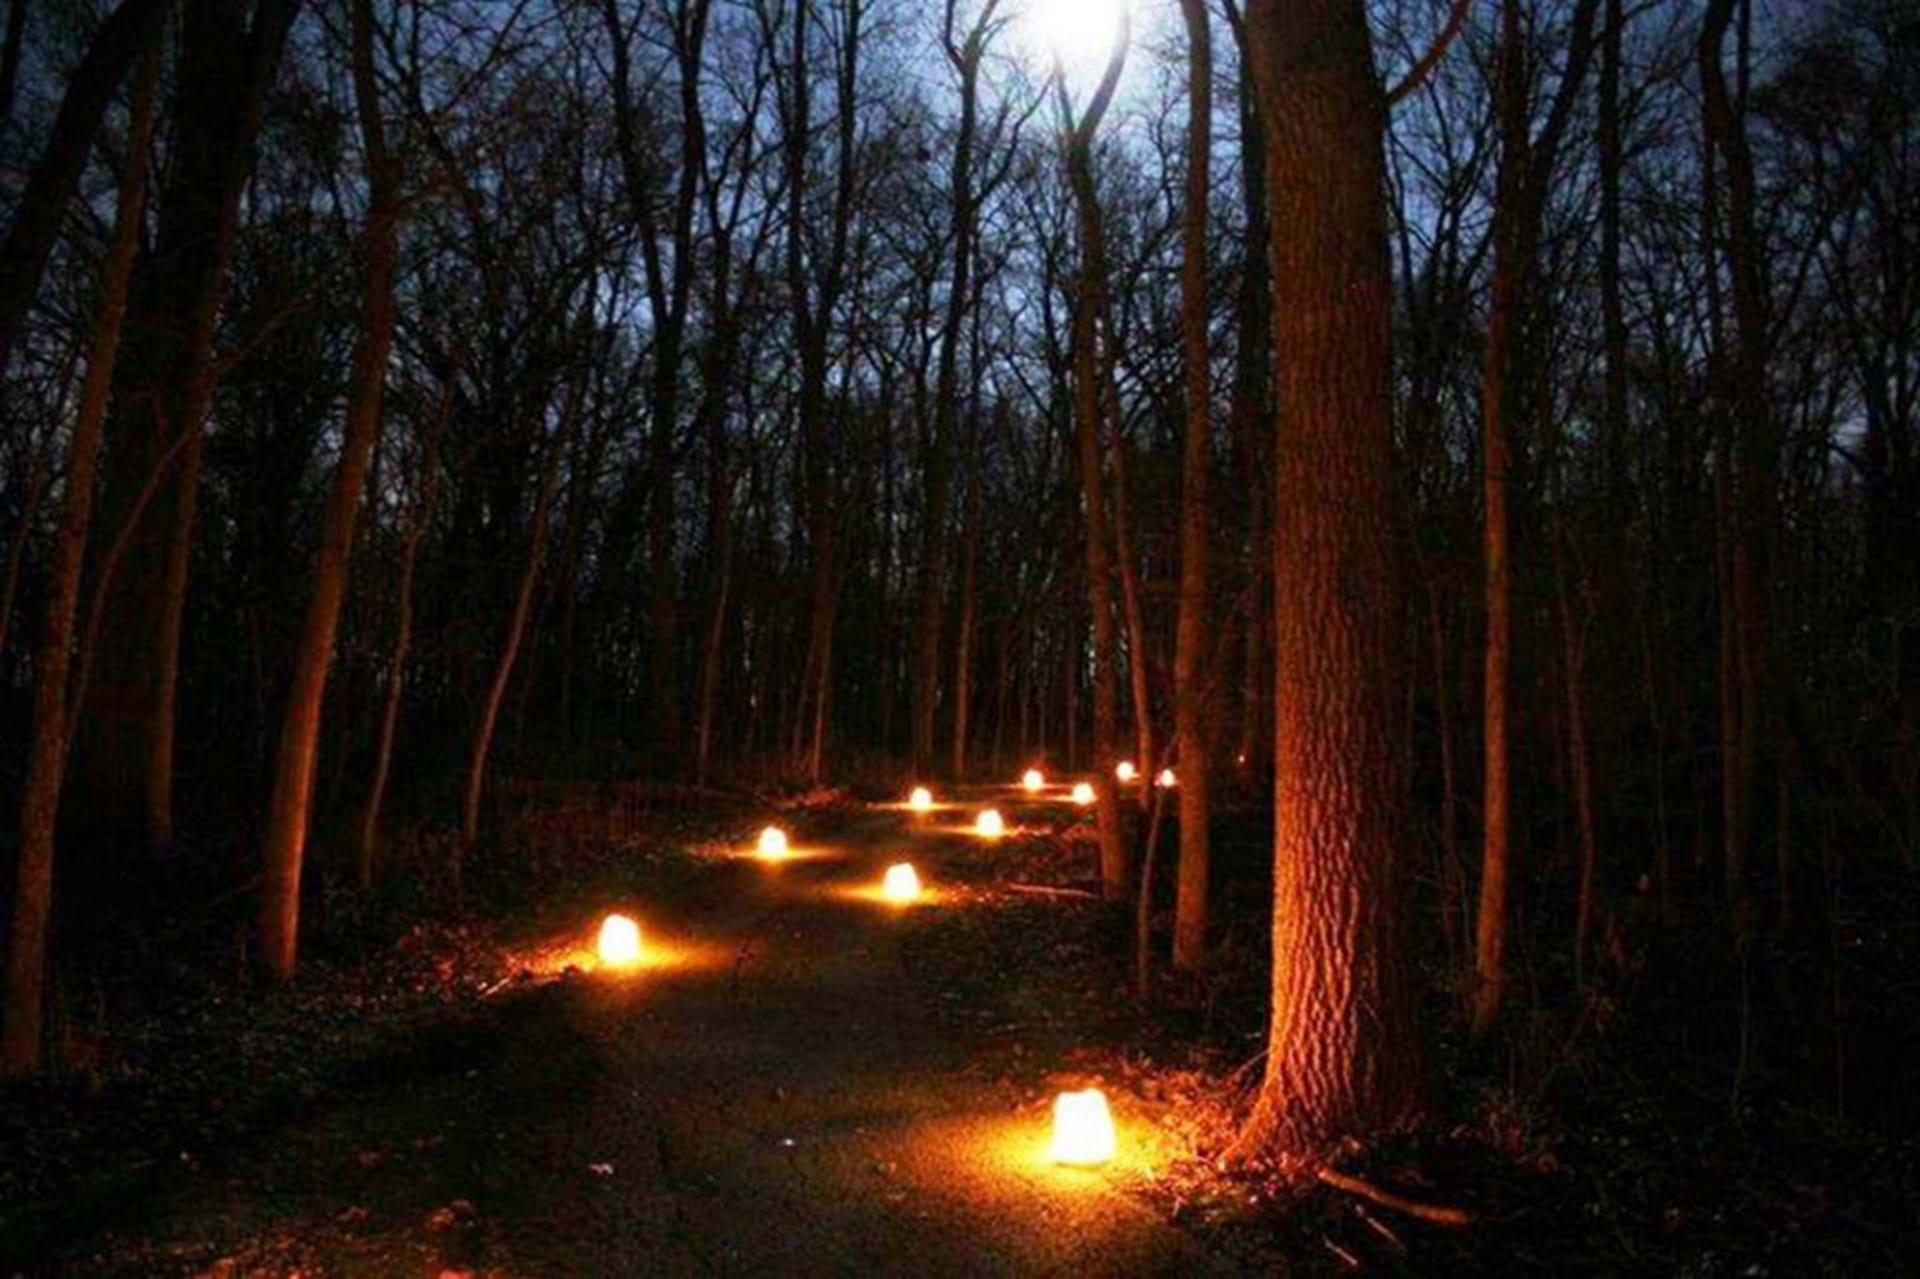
[52,796,1222,1277]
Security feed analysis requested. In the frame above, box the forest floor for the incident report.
[2,782,1915,1275]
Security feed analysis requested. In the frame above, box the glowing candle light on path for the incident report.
[1071,781,1095,806]
[1156,768,1177,789]
[882,862,922,903]
[757,826,790,860]
[596,914,642,968]
[975,808,1006,838]
[1115,760,1137,783]
[1050,1089,1116,1166]
[1022,768,1045,793]
[908,786,934,813]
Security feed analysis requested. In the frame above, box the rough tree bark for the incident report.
[1234,0,1422,1160]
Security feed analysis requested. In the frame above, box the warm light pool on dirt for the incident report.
[882,862,923,903]
[757,826,790,860]
[975,808,1007,838]
[1071,781,1095,806]
[1021,768,1045,792]
[909,786,934,812]
[1050,1088,1116,1166]
[1114,760,1137,783]
[596,914,643,968]
[1156,768,1176,789]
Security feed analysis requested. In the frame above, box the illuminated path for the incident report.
[64,800,1222,1275]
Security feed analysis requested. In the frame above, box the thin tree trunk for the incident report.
[1224,0,1272,778]
[0,0,172,373]
[1058,18,1131,900]
[358,399,447,891]
[1106,388,1154,779]
[0,431,53,658]
[1431,585,1466,967]
[1171,0,1212,974]
[257,0,398,982]
[3,41,157,1078]
[1700,0,1773,945]
[1471,0,1527,1040]
[1558,530,1598,986]
[950,405,983,778]
[459,370,579,867]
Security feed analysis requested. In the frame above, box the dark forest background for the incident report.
[0,0,1916,1206]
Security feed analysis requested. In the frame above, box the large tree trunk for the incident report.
[1171,0,1213,974]
[3,41,158,1078]
[1235,0,1422,1159]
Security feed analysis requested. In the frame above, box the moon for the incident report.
[1017,0,1128,85]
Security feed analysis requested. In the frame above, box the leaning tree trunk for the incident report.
[1171,0,1213,974]
[1234,0,1422,1159]
[3,42,158,1078]
[459,371,579,870]
[358,390,449,890]
[256,0,397,981]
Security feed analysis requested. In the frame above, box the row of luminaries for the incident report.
[913,762,1179,816]
[589,777,1123,1167]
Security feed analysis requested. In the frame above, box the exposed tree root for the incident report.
[1001,882,1100,900]
[1317,1167,1473,1227]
